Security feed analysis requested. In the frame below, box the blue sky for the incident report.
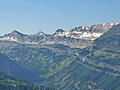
[0,0,120,35]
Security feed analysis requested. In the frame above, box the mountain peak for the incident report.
[11,30,23,35]
[0,30,26,41]
[53,29,65,36]
[55,29,64,33]
[34,31,46,36]
[12,30,19,33]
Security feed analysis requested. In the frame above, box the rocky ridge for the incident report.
[0,23,118,48]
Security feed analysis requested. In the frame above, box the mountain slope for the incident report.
[0,41,79,78]
[0,73,55,90]
[1,40,120,90]
[0,53,42,83]
[88,23,120,70]
[94,23,120,50]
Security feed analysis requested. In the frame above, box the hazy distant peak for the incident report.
[9,30,25,36]
[12,30,19,33]
[34,31,46,36]
[53,29,65,35]
[56,29,64,32]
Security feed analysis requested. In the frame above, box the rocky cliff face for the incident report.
[0,23,118,48]
[94,23,120,50]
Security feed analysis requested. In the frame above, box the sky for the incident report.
[0,0,120,35]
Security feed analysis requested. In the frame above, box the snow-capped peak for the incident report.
[0,30,26,41]
[54,23,119,40]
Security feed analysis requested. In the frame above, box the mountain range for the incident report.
[0,23,118,48]
[0,23,120,90]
